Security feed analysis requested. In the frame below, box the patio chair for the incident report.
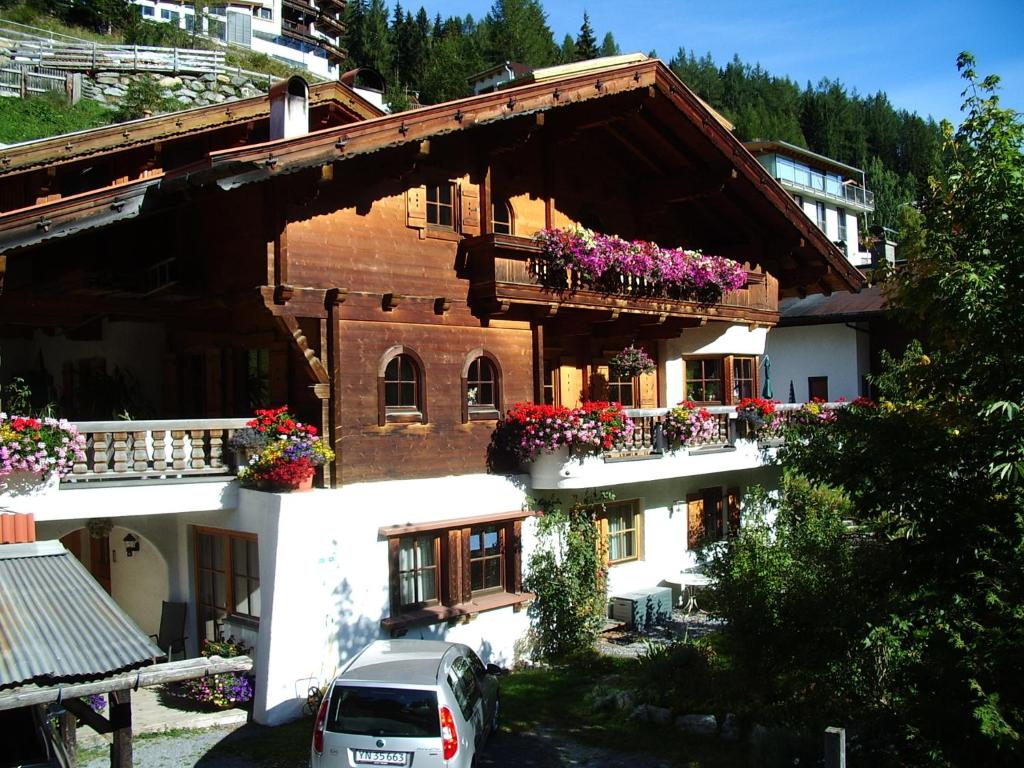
[150,601,188,661]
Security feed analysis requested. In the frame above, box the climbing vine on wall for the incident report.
[524,492,612,660]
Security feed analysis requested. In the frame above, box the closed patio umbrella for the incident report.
[761,355,774,399]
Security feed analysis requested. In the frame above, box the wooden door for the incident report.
[90,534,112,594]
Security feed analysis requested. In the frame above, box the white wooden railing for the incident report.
[65,418,249,484]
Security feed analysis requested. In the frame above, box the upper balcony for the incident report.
[777,177,874,212]
[460,234,778,325]
[527,403,822,490]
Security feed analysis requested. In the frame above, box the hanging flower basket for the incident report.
[608,345,656,378]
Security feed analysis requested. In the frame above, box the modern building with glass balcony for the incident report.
[746,140,875,267]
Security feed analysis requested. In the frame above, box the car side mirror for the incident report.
[486,663,504,676]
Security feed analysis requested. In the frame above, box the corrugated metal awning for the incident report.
[0,541,162,690]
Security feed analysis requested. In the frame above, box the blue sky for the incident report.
[428,0,1024,122]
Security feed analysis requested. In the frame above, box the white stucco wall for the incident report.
[661,322,768,405]
[765,323,866,402]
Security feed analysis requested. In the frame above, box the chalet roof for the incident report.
[778,284,886,325]
[0,58,864,294]
[0,541,161,690]
[0,80,383,179]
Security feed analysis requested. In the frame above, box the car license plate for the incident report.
[353,750,408,766]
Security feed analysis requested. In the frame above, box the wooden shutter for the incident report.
[387,538,401,615]
[723,355,735,404]
[406,186,427,229]
[561,365,583,408]
[460,527,472,603]
[639,368,658,408]
[687,493,705,550]
[505,520,523,593]
[591,364,610,401]
[727,487,741,537]
[459,183,480,236]
[445,529,463,606]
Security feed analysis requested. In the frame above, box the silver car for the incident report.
[311,639,501,768]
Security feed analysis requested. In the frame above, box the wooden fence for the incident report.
[0,62,70,98]
[3,39,225,74]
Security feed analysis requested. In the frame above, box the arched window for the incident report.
[462,350,502,422]
[492,199,513,235]
[378,346,426,425]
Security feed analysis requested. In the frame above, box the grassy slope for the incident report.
[0,93,113,144]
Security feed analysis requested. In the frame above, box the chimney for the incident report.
[0,512,36,544]
[269,76,310,140]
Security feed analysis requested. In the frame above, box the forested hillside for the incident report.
[343,0,941,230]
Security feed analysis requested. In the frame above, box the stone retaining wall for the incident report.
[82,70,270,109]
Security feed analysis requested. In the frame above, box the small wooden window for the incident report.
[462,350,501,422]
[607,371,636,408]
[378,347,427,425]
[685,358,723,403]
[732,357,756,401]
[426,183,455,228]
[469,524,504,595]
[397,534,440,609]
[599,500,642,565]
[492,199,512,235]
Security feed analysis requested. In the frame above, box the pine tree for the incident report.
[599,31,620,57]
[574,11,598,62]
[342,0,368,69]
[559,34,576,64]
[484,0,557,67]
[363,0,392,79]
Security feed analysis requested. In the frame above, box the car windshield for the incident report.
[327,686,441,738]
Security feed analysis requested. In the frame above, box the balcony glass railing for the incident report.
[778,176,875,210]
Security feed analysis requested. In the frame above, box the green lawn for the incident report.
[0,94,113,144]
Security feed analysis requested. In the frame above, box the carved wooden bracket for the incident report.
[276,315,329,384]
[274,284,295,305]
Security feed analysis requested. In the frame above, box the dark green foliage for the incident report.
[773,55,1024,765]
[599,31,619,57]
[573,11,597,62]
[0,92,112,143]
[483,0,557,68]
[524,495,610,660]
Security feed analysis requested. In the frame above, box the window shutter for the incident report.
[387,538,401,615]
[562,365,583,408]
[687,493,705,549]
[591,364,610,401]
[639,367,658,408]
[506,520,523,593]
[459,183,480,236]
[406,185,427,229]
[460,527,472,603]
[723,355,735,404]
[727,487,741,537]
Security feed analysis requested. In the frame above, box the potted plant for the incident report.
[490,401,635,466]
[226,427,267,472]
[0,415,87,497]
[662,401,719,449]
[608,344,656,378]
[236,406,334,492]
[735,397,780,441]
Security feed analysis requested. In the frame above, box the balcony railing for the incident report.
[777,177,875,211]
[462,234,779,323]
[64,418,249,484]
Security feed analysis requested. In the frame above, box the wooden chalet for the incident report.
[0,57,861,487]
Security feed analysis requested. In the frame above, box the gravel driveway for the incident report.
[79,722,675,768]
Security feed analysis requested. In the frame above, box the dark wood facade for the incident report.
[0,59,863,485]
